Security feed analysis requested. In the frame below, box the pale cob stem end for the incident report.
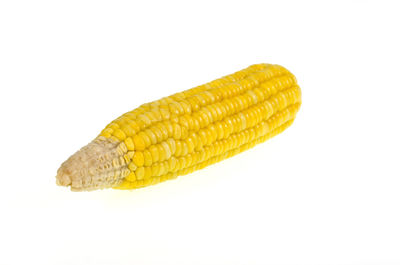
[56,137,129,191]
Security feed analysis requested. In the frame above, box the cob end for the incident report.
[56,137,129,191]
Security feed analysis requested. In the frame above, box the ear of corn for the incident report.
[56,64,301,191]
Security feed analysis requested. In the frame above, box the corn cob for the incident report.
[56,64,301,191]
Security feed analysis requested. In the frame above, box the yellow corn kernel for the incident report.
[113,128,126,141]
[126,171,136,182]
[137,131,151,148]
[180,142,189,157]
[135,167,145,180]
[162,121,174,137]
[144,167,152,180]
[128,162,137,171]
[168,157,177,172]
[161,141,172,160]
[133,151,144,167]
[143,150,153,167]
[185,137,195,154]
[107,123,119,130]
[144,129,157,145]
[157,144,167,161]
[133,135,146,151]
[158,161,167,176]
[175,140,183,157]
[172,123,181,139]
[151,163,161,176]
[166,138,176,154]
[156,123,169,140]
[100,127,113,137]
[149,145,159,163]
[124,137,135,151]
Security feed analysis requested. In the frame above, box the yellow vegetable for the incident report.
[56,64,301,191]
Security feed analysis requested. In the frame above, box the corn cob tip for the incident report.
[56,171,71,186]
[56,137,128,191]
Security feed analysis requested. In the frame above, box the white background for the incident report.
[0,0,399,264]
